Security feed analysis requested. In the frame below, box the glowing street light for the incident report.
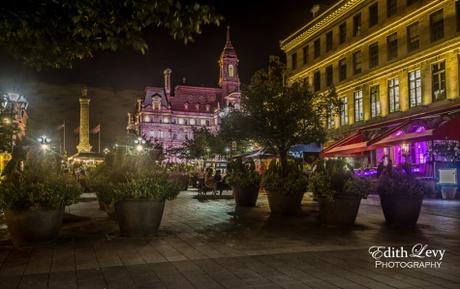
[134,137,146,152]
[37,135,51,151]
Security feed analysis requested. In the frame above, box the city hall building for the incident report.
[282,0,460,179]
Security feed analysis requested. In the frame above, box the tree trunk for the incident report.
[279,150,288,177]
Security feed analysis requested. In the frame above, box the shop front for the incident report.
[321,107,460,196]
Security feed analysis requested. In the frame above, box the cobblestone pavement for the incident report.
[0,190,459,289]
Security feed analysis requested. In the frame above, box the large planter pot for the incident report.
[379,194,423,226]
[233,185,260,207]
[319,193,362,225]
[441,186,457,200]
[267,190,304,214]
[115,200,165,237]
[5,207,65,247]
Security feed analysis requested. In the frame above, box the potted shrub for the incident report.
[309,159,369,225]
[88,149,181,236]
[262,160,308,214]
[167,163,191,191]
[0,150,81,247]
[377,168,428,226]
[217,57,338,213]
[227,159,260,207]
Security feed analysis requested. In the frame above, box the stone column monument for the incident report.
[76,86,92,153]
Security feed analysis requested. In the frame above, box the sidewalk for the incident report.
[0,190,459,289]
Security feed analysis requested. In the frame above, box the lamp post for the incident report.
[38,135,51,151]
[134,137,146,152]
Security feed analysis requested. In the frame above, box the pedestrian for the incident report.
[213,169,224,196]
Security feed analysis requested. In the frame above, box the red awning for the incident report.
[321,112,460,158]
[321,131,374,157]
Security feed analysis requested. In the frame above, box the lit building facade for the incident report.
[128,28,240,153]
[282,0,460,176]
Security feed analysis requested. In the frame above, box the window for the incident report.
[340,97,348,125]
[407,22,420,52]
[228,64,234,77]
[353,13,361,36]
[314,39,321,58]
[387,33,398,60]
[144,115,151,122]
[327,104,335,129]
[206,104,210,112]
[369,42,379,68]
[326,31,333,52]
[354,90,364,122]
[369,3,378,27]
[303,46,309,65]
[313,70,321,92]
[387,0,397,17]
[457,0,460,31]
[195,103,200,111]
[339,58,347,81]
[430,10,444,42]
[339,22,347,44]
[200,119,206,126]
[353,51,362,74]
[291,53,297,70]
[409,70,422,107]
[190,119,195,125]
[388,78,400,113]
[178,118,184,125]
[370,85,381,118]
[326,65,333,87]
[432,61,446,101]
[184,103,189,110]
[163,117,169,123]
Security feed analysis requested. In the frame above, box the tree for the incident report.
[220,56,339,175]
[0,0,222,69]
[169,128,226,159]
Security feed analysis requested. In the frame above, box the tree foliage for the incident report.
[220,56,339,175]
[0,0,222,69]
[169,128,226,159]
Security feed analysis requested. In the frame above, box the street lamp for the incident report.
[134,137,146,152]
[38,135,51,151]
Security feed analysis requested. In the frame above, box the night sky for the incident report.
[0,0,334,153]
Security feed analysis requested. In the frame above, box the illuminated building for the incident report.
[282,0,460,177]
[127,28,241,155]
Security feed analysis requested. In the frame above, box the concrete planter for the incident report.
[319,193,362,225]
[441,186,457,200]
[233,185,259,207]
[380,194,423,226]
[115,200,165,237]
[5,207,65,247]
[267,190,304,214]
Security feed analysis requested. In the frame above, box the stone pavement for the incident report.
[0,190,459,289]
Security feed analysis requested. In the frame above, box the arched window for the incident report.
[228,64,234,77]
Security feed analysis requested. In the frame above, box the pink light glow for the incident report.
[394,130,404,137]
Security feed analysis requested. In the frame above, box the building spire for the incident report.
[226,25,231,44]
